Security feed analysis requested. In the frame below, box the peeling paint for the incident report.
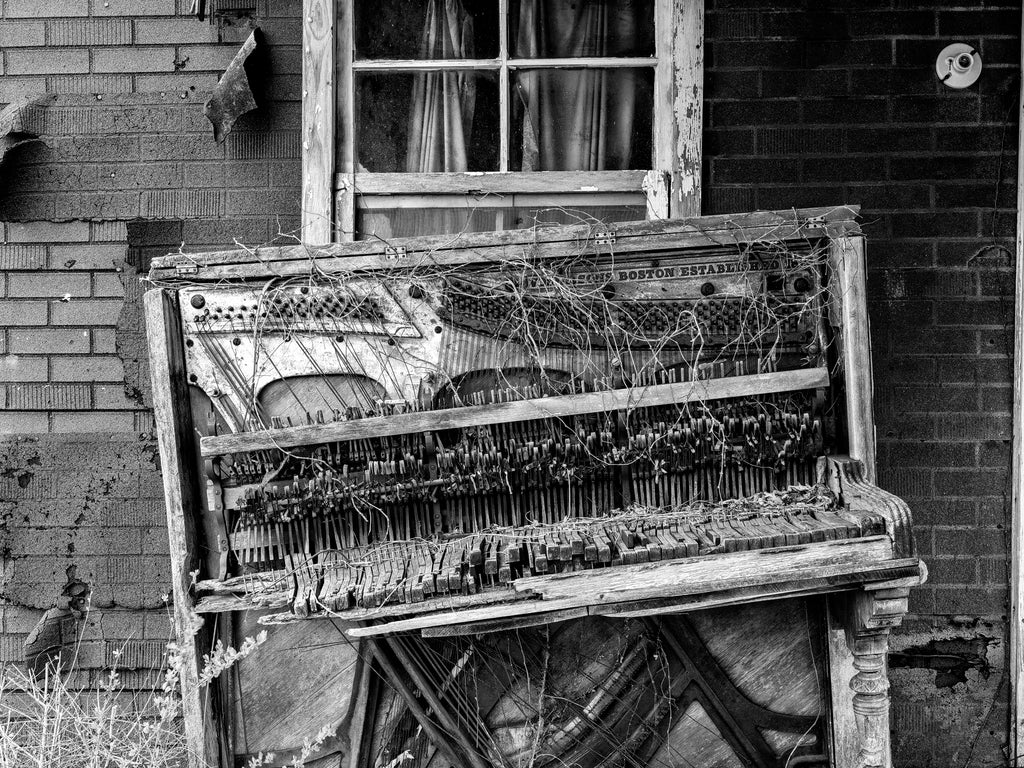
[889,635,995,689]
[889,622,1008,766]
[114,256,152,408]
[1,436,171,613]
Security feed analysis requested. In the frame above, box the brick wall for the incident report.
[703,1,1017,764]
[0,0,302,683]
[0,0,1018,763]
[1,435,172,682]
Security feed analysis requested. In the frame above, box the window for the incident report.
[300,0,703,243]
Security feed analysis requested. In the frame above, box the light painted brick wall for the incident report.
[0,0,281,100]
[0,219,141,431]
[0,1,300,680]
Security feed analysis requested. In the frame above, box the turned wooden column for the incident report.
[849,630,890,768]
[846,587,911,768]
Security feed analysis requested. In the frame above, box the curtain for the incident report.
[406,0,477,172]
[515,0,640,171]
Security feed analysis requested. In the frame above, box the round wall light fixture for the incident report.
[936,43,982,89]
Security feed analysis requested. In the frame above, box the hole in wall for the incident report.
[117,220,188,410]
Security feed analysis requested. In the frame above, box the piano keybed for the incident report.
[229,486,887,615]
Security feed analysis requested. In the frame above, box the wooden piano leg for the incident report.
[844,588,911,768]
[849,629,889,768]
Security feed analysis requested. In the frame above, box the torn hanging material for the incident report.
[204,30,259,143]
[0,94,55,171]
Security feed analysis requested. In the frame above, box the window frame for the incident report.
[300,0,703,244]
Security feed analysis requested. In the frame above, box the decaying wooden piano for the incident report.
[145,206,926,768]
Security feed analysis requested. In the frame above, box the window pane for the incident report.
[358,208,502,239]
[354,0,499,60]
[511,203,646,228]
[510,68,653,171]
[510,0,655,58]
[356,72,500,172]
[356,199,646,239]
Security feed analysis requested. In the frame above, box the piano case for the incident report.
[145,206,926,768]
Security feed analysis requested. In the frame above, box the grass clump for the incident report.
[0,659,189,768]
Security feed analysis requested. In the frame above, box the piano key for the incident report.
[447,547,464,594]
[643,527,664,561]
[556,531,574,563]
[531,538,548,574]
[656,526,683,559]
[796,512,831,542]
[630,527,652,563]
[601,525,621,563]
[497,539,512,584]
[420,545,434,598]
[594,527,612,563]
[741,517,773,549]
[468,534,484,567]
[768,515,802,546]
[432,545,449,595]
[569,528,585,557]
[507,535,521,565]
[786,512,824,543]
[484,536,499,577]
[814,508,859,539]
[615,529,638,565]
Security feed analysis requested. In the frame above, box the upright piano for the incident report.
[146,206,926,768]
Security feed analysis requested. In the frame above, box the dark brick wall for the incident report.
[704,1,1017,764]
